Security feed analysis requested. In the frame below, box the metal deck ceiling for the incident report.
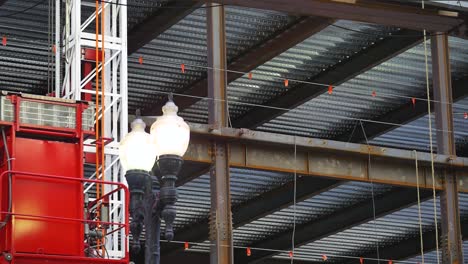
[272,198,441,263]
[179,20,397,123]
[404,241,468,264]
[128,6,298,112]
[257,37,468,141]
[174,167,292,230]
[369,96,468,152]
[183,181,394,252]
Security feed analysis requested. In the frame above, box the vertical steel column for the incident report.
[431,33,464,264]
[206,3,234,264]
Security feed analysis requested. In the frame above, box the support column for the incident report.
[431,33,463,264]
[206,4,234,264]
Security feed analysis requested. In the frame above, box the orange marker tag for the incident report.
[328,85,333,95]
[372,91,376,97]
[388,260,392,264]
[360,257,364,264]
[322,255,328,261]
[464,112,468,119]
[138,56,143,65]
[284,79,289,87]
[246,247,251,256]
[289,251,293,258]
[181,63,185,73]
[248,72,252,80]
[411,97,416,106]
[52,45,56,54]
[184,242,189,250]
[2,35,6,46]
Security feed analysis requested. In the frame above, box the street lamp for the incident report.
[119,96,190,264]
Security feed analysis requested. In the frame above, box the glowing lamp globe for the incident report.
[119,118,157,172]
[150,99,190,158]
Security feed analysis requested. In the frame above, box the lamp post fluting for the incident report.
[119,96,190,264]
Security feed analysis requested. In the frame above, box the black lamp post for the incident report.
[120,97,190,264]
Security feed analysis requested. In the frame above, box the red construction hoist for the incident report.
[0,92,129,264]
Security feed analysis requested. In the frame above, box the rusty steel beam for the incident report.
[203,0,464,33]
[130,119,468,191]
[182,124,468,192]
[142,16,333,116]
[233,30,422,128]
[206,4,234,264]
[432,33,464,263]
[127,0,202,54]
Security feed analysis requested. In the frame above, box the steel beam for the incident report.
[432,33,464,263]
[234,188,433,263]
[232,30,422,128]
[206,4,234,264]
[130,119,468,191]
[180,123,468,192]
[127,1,202,54]
[142,16,333,116]
[203,0,464,33]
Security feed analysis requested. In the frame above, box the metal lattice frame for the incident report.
[59,0,128,258]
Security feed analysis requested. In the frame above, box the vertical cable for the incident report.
[359,121,380,263]
[421,1,440,262]
[414,150,425,263]
[290,136,297,264]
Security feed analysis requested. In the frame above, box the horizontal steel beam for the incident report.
[181,123,468,191]
[203,0,464,33]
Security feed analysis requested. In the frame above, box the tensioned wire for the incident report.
[421,0,440,262]
[158,239,430,263]
[133,89,468,137]
[128,57,468,110]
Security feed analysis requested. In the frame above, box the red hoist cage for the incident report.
[0,92,129,264]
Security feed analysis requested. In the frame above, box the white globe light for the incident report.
[119,118,157,172]
[150,99,190,157]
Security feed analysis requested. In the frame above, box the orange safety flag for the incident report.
[372,90,376,97]
[412,97,416,106]
[184,242,189,250]
[248,72,253,80]
[360,257,364,264]
[181,63,185,73]
[289,251,293,258]
[322,255,328,261]
[328,85,333,95]
[138,56,143,65]
[2,35,6,46]
[284,79,289,87]
[246,247,251,256]
[464,112,468,119]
